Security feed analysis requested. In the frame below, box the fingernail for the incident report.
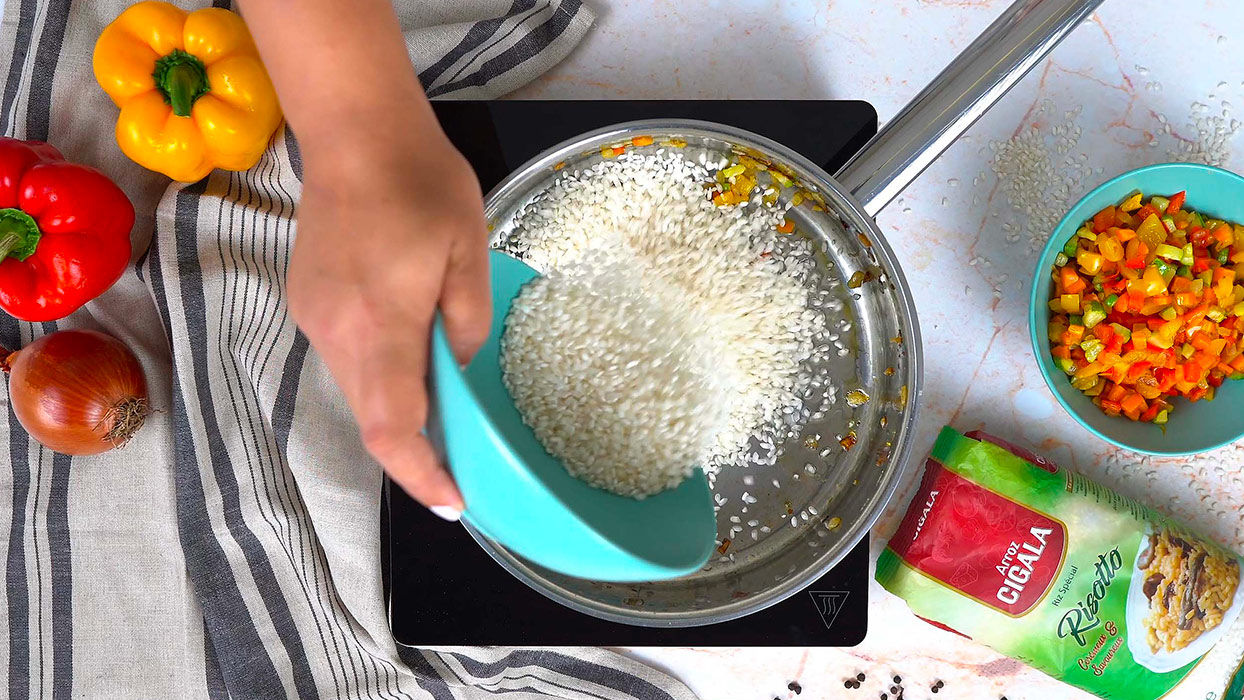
[429,505,461,522]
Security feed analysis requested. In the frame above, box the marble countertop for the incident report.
[513,0,1244,698]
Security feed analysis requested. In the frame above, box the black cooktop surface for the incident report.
[385,99,877,646]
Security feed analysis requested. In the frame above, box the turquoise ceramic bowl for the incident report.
[428,250,717,581]
[1030,163,1244,456]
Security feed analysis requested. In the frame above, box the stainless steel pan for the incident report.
[470,0,1104,626]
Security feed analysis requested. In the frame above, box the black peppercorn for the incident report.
[893,676,902,684]
[857,673,866,682]
[787,681,802,695]
[932,688,939,694]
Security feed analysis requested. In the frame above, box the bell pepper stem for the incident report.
[166,63,201,117]
[153,49,210,118]
[0,208,40,261]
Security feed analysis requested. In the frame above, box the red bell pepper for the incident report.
[1166,190,1185,214]
[0,138,133,321]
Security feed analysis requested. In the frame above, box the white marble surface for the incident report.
[512,1,1244,698]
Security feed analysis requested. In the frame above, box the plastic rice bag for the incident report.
[877,427,1244,700]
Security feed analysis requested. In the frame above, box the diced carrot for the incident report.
[1060,267,1086,294]
[1120,391,1146,414]
[1115,228,1137,242]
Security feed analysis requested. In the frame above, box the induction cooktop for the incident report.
[384,99,877,646]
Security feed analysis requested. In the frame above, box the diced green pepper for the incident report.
[1104,293,1119,308]
[1178,264,1193,279]
[1054,252,1069,267]
[1207,306,1227,322]
[1150,195,1170,212]
[1152,258,1173,277]
[1160,215,1177,233]
[1160,306,1178,321]
[1084,378,1106,397]
[1180,343,1196,358]
[1082,301,1107,328]
[1057,357,1077,375]
[1069,314,1083,326]
[1063,236,1080,256]
[1218,247,1230,264]
[1080,337,1105,362]
[1154,410,1169,425]
[1182,243,1195,266]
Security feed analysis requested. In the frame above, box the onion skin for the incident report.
[3,329,149,456]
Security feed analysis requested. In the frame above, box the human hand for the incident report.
[288,135,490,518]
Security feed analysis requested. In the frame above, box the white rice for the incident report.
[500,148,827,498]
[501,261,727,497]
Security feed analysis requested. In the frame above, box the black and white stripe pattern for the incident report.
[0,1,696,699]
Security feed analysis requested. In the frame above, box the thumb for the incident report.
[439,235,492,366]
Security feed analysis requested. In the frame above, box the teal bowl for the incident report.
[1030,163,1244,456]
[427,250,717,581]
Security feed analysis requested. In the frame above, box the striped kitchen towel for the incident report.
[0,1,699,699]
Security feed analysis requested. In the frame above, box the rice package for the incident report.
[877,427,1244,700]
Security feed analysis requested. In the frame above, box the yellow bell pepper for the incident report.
[93,2,282,182]
[1118,191,1143,212]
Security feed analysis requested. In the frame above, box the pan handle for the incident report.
[834,0,1103,218]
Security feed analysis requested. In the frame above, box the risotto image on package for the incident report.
[877,427,1244,700]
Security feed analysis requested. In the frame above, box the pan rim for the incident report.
[475,118,925,626]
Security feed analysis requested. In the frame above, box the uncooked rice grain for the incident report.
[500,147,829,497]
